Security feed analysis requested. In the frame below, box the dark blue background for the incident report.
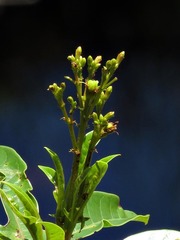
[0,1,179,239]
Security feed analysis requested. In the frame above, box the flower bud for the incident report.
[100,91,105,99]
[92,112,99,124]
[99,114,104,122]
[60,82,66,91]
[87,80,99,92]
[104,86,113,100]
[94,56,102,64]
[105,60,111,69]
[67,54,75,62]
[87,55,93,65]
[117,51,125,65]
[67,96,77,113]
[75,46,82,58]
[104,111,115,120]
[67,96,74,104]
[80,57,86,67]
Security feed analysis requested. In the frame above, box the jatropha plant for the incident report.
[0,46,150,240]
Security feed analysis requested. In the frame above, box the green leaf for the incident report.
[0,191,32,240]
[79,131,93,166]
[72,191,150,239]
[0,145,44,240]
[43,147,65,208]
[81,153,120,197]
[76,154,121,216]
[38,221,65,240]
[78,131,100,174]
[38,165,56,185]
[0,189,44,240]
[1,181,39,219]
[82,161,108,195]
[99,153,121,163]
[0,145,38,210]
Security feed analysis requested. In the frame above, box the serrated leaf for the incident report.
[72,191,150,239]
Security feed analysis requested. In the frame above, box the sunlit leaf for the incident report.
[72,191,150,239]
[99,153,121,163]
[0,146,44,240]
[43,147,65,212]
[38,165,56,185]
[39,221,65,240]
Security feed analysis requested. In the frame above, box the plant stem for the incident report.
[59,100,77,150]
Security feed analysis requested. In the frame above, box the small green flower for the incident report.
[86,80,99,92]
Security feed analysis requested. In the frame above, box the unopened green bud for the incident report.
[99,114,108,126]
[104,111,115,120]
[99,114,104,122]
[99,91,105,101]
[67,96,77,113]
[111,58,117,65]
[106,85,113,93]
[117,51,125,65]
[94,56,102,64]
[87,80,99,92]
[75,46,82,58]
[60,82,66,90]
[110,58,118,71]
[67,54,75,62]
[92,112,99,124]
[80,57,86,67]
[104,86,113,100]
[67,96,74,104]
[87,55,93,65]
[106,60,111,69]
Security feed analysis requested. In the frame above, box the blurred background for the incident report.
[0,0,179,239]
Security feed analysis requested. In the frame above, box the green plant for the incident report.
[0,46,150,240]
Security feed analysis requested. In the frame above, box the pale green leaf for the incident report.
[78,131,100,173]
[38,165,56,185]
[43,147,65,212]
[0,145,38,210]
[72,191,150,239]
[0,191,32,240]
[0,145,44,240]
[39,221,65,240]
[99,153,121,163]
[44,147,65,193]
